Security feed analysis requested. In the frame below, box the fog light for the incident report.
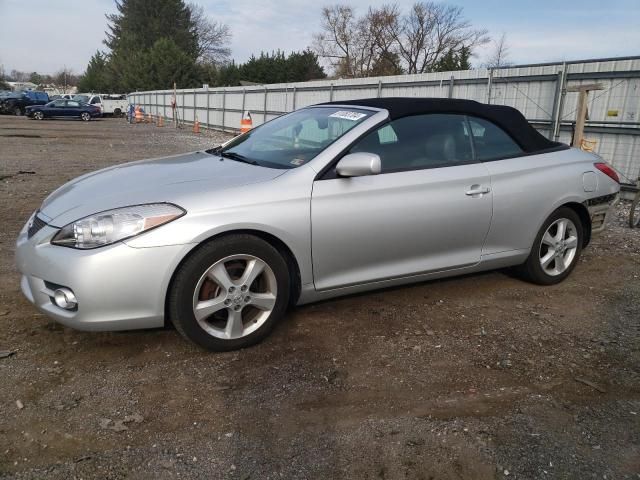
[53,288,77,310]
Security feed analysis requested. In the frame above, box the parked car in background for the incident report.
[0,90,49,115]
[25,99,102,121]
[49,94,75,101]
[73,93,128,116]
[15,98,620,351]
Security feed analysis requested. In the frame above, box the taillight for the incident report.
[594,162,619,183]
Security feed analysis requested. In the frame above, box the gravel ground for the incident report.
[0,115,638,479]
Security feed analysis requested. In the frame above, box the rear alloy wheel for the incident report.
[33,111,44,120]
[80,112,91,121]
[517,207,583,285]
[169,235,290,351]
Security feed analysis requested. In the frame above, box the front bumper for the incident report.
[16,218,194,331]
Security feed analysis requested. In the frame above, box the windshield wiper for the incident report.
[219,151,260,166]
[206,145,222,155]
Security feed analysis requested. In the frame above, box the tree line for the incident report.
[77,0,327,93]
[2,1,512,94]
[312,3,491,78]
[0,66,79,92]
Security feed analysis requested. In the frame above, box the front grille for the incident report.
[27,213,47,239]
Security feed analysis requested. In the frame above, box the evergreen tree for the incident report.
[433,49,458,72]
[458,46,471,70]
[286,50,326,81]
[78,52,111,92]
[219,50,326,86]
[28,72,43,85]
[104,0,199,90]
[370,52,404,77]
[145,38,201,90]
[105,0,197,58]
[216,62,241,87]
[432,46,472,72]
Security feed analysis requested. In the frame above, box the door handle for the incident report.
[465,185,491,196]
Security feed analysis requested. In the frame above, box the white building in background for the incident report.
[7,81,38,91]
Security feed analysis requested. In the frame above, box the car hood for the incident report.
[40,151,286,226]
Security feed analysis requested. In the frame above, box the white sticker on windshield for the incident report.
[329,110,367,121]
[290,158,305,166]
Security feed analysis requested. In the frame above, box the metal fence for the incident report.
[128,55,640,183]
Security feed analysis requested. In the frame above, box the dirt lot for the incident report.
[0,115,638,480]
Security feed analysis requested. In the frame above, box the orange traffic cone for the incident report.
[134,106,143,123]
[146,113,152,123]
[193,116,200,134]
[157,115,164,127]
[240,111,252,134]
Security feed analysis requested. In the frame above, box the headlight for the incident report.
[51,203,185,249]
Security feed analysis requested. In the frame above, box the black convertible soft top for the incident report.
[320,97,564,153]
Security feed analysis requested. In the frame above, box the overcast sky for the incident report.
[1,0,639,75]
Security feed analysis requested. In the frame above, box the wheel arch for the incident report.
[561,201,592,247]
[164,229,302,325]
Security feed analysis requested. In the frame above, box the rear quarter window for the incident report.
[468,117,523,161]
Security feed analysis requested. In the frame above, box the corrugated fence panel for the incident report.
[128,56,640,182]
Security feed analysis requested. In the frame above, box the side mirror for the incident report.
[336,152,382,177]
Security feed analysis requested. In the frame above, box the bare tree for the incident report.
[10,69,28,82]
[484,32,512,68]
[312,5,359,77]
[189,3,232,65]
[390,2,489,74]
[313,4,401,78]
[314,3,488,77]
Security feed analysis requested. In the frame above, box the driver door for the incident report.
[50,100,66,117]
[311,113,493,291]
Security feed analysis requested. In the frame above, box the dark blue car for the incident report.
[25,99,102,121]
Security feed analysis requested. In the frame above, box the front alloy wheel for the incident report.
[81,112,91,121]
[169,234,290,351]
[192,254,277,340]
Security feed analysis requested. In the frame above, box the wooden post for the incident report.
[172,82,177,128]
[567,83,603,148]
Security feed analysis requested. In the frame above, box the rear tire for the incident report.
[114,108,122,117]
[629,196,640,228]
[14,107,22,116]
[33,111,44,120]
[516,207,583,285]
[168,234,291,351]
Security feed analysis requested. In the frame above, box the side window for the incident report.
[349,114,474,172]
[468,117,523,161]
[53,100,65,107]
[90,97,101,104]
[67,101,80,107]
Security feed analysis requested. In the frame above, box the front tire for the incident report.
[168,234,291,351]
[517,207,583,285]
[80,112,91,121]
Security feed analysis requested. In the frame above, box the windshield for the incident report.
[214,106,375,169]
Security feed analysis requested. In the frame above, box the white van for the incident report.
[73,93,128,116]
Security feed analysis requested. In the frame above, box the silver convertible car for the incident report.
[16,98,620,351]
